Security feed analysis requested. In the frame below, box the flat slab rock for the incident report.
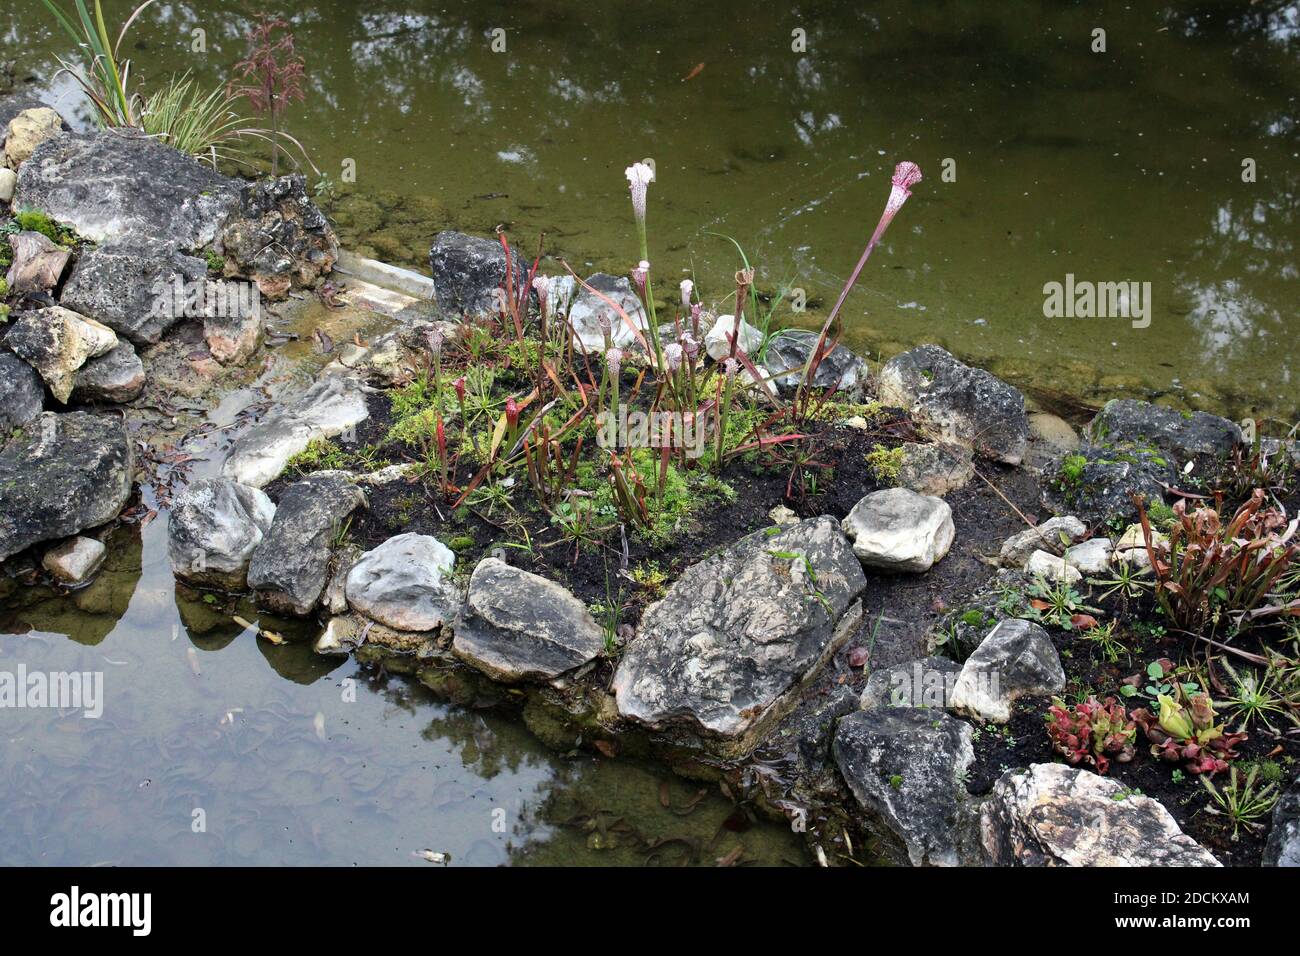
[15,131,240,248]
[345,532,457,632]
[833,707,975,867]
[453,557,605,683]
[247,474,366,616]
[0,411,133,562]
[878,344,1029,465]
[980,764,1220,866]
[841,487,954,572]
[222,374,370,488]
[612,516,866,755]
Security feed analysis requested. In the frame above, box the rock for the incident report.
[859,657,962,710]
[762,329,869,396]
[4,230,70,293]
[222,375,370,488]
[833,708,975,867]
[1063,537,1112,575]
[0,411,133,561]
[60,236,209,346]
[613,516,866,755]
[427,230,524,316]
[168,478,276,590]
[41,535,106,585]
[5,306,117,403]
[70,340,145,404]
[453,557,605,682]
[339,319,457,386]
[841,487,955,572]
[247,474,366,615]
[345,532,457,631]
[220,175,338,298]
[1024,548,1082,584]
[203,286,263,364]
[1028,411,1079,452]
[1087,398,1242,472]
[896,442,974,497]
[878,344,1029,465]
[1112,523,1161,569]
[1047,444,1172,526]
[767,504,799,526]
[321,543,360,616]
[567,273,648,353]
[949,619,1065,722]
[0,351,44,432]
[704,313,762,361]
[981,764,1220,866]
[0,166,15,203]
[999,516,1086,567]
[3,107,63,167]
[1264,777,1300,867]
[14,131,240,247]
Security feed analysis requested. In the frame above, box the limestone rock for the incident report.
[0,351,45,432]
[4,230,70,294]
[896,442,975,497]
[859,656,962,710]
[567,272,648,353]
[833,708,975,867]
[950,619,1065,722]
[220,175,338,298]
[1087,398,1241,473]
[1264,776,1300,867]
[247,474,366,615]
[1063,537,1112,575]
[704,313,762,361]
[999,516,1086,567]
[5,306,117,403]
[71,340,145,404]
[0,411,133,561]
[1024,549,1082,584]
[60,236,209,346]
[981,764,1220,866]
[345,533,457,632]
[221,375,370,488]
[168,478,276,590]
[14,130,240,248]
[612,516,866,755]
[878,344,1029,465]
[41,535,106,585]
[762,329,869,396]
[203,286,263,365]
[3,107,63,167]
[427,230,524,316]
[841,487,954,572]
[453,557,605,682]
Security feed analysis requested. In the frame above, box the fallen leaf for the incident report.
[1070,614,1100,630]
[593,739,618,758]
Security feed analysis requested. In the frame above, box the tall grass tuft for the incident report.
[40,0,158,128]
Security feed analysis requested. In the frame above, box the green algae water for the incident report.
[2,0,1297,865]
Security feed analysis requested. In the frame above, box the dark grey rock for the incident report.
[612,516,866,756]
[0,351,44,432]
[1087,398,1242,473]
[428,230,524,316]
[1045,444,1172,526]
[763,329,869,396]
[71,340,145,404]
[860,656,962,710]
[60,237,208,346]
[247,474,366,615]
[14,130,240,248]
[878,344,1029,465]
[833,707,975,866]
[0,411,133,561]
[168,478,276,590]
[981,764,1220,866]
[220,175,337,298]
[950,618,1065,722]
[1264,777,1300,867]
[345,532,457,631]
[453,557,606,682]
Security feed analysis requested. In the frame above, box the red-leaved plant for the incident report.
[229,14,306,177]
[1131,686,1247,776]
[1045,696,1136,774]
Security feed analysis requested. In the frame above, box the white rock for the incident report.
[999,516,1086,567]
[1113,523,1162,569]
[949,619,1065,722]
[704,313,763,361]
[841,487,955,572]
[168,477,276,589]
[42,536,106,585]
[1064,537,1112,574]
[4,107,63,167]
[346,533,457,631]
[567,273,648,354]
[1024,548,1083,584]
[0,167,15,203]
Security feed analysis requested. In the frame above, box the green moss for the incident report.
[286,438,388,476]
[1145,498,1176,531]
[1059,453,1088,486]
[448,535,475,553]
[14,208,77,246]
[204,251,226,273]
[865,444,904,483]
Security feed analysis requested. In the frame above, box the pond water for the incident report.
[1,0,1297,865]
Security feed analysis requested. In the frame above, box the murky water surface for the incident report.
[2,0,1297,864]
